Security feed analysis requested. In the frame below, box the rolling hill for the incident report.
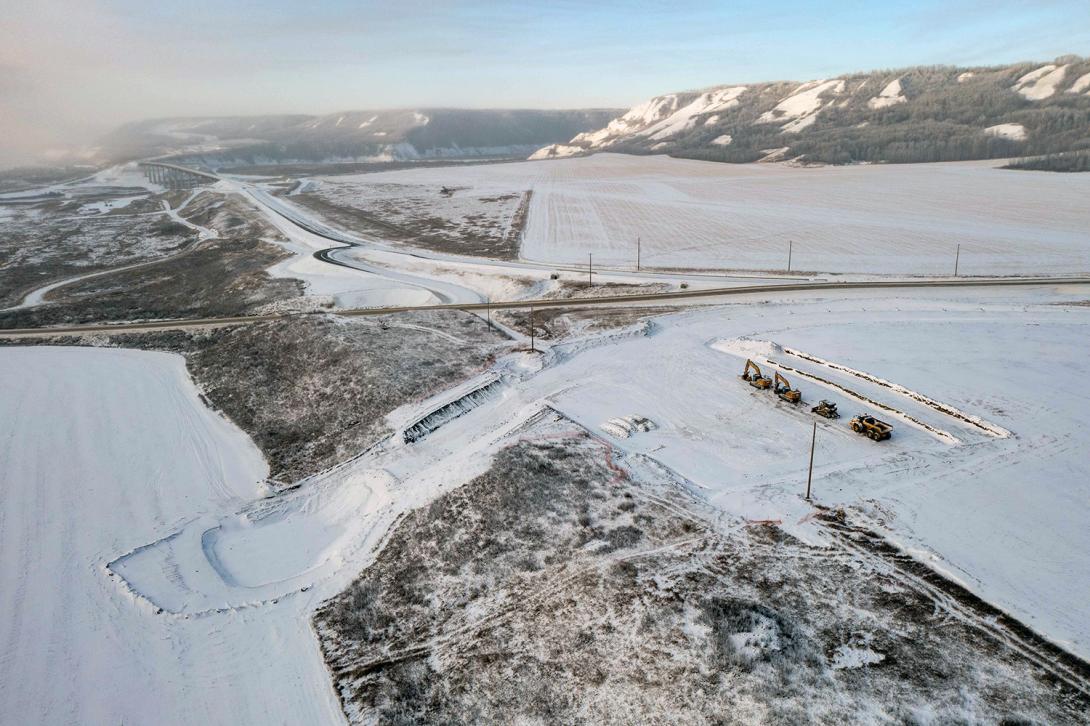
[531,56,1090,165]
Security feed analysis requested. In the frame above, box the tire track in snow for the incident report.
[817,510,1090,700]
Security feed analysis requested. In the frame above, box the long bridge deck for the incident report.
[138,161,220,189]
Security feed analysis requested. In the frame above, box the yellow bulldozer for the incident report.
[773,372,801,404]
[850,414,893,441]
[741,359,772,389]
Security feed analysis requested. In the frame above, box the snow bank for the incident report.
[710,134,733,146]
[781,346,1011,437]
[599,414,657,439]
[709,337,780,360]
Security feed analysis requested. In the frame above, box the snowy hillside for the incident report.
[532,55,1090,165]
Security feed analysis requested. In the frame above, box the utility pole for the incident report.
[954,243,961,277]
[805,421,816,501]
[485,296,491,331]
[529,306,536,351]
[588,253,593,286]
[787,240,793,273]
[637,235,641,271]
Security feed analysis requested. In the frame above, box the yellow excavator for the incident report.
[774,372,802,404]
[741,359,772,389]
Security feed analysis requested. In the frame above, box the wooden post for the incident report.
[954,243,961,277]
[787,240,793,273]
[486,297,491,331]
[530,306,535,351]
[637,235,641,271]
[805,421,816,501]
[588,253,593,286]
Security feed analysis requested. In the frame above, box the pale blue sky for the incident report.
[2,0,1089,161]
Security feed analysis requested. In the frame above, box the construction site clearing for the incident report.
[742,358,893,441]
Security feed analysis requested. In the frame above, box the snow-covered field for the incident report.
[310,154,1090,275]
[0,347,345,724]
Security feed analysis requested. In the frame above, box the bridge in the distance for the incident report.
[138,161,220,189]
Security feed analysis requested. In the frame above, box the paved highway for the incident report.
[2,276,1087,339]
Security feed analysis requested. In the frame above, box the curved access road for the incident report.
[238,184,483,305]
[2,276,1087,339]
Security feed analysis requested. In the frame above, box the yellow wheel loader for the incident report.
[850,414,893,441]
[741,359,772,389]
[773,372,802,404]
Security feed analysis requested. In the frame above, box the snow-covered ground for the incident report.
[236,184,477,307]
[0,347,343,724]
[232,177,798,310]
[511,287,1090,659]
[3,283,1088,721]
[771,311,1090,654]
[518,156,1090,275]
[4,154,1088,722]
[307,282,1089,662]
[306,154,1090,276]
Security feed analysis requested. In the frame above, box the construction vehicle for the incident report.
[741,359,772,389]
[850,414,893,441]
[811,400,840,418]
[773,372,801,404]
